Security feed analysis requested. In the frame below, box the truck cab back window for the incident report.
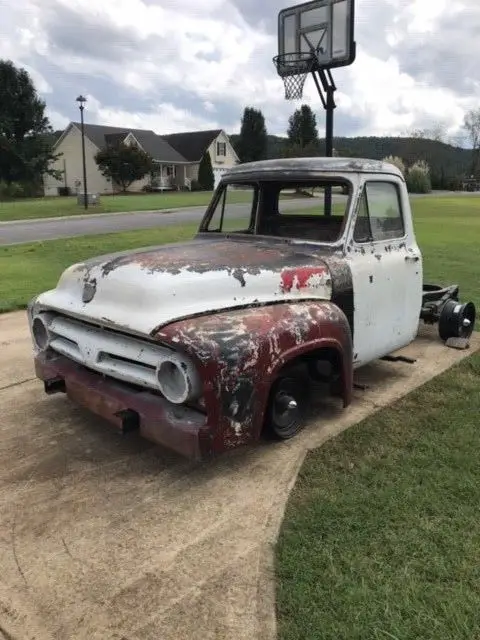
[353,181,404,243]
[256,181,351,243]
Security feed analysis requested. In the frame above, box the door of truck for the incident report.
[347,176,423,367]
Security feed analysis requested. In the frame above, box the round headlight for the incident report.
[32,316,50,350]
[156,356,201,405]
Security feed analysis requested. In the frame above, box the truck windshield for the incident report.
[204,179,351,244]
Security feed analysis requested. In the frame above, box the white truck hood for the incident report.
[35,237,333,336]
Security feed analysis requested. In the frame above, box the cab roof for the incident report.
[222,157,405,181]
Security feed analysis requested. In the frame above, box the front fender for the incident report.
[153,301,353,455]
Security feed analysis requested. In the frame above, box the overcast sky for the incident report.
[1,0,478,144]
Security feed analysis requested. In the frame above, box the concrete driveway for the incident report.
[1,310,478,640]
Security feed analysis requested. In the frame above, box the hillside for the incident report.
[228,134,473,183]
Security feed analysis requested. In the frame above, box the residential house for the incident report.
[163,129,239,190]
[43,123,239,196]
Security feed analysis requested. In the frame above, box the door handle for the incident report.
[405,255,420,263]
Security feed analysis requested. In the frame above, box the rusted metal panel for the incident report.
[34,238,334,337]
[34,298,353,460]
[35,353,209,460]
[154,301,353,455]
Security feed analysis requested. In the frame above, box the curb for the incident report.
[0,205,207,226]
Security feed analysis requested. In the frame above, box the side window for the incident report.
[206,184,256,233]
[353,181,404,243]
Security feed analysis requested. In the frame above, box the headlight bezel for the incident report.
[155,353,202,405]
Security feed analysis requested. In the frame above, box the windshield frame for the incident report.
[197,174,356,249]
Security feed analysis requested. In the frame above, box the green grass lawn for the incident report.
[276,354,480,640]
[1,194,478,314]
[0,189,308,222]
[0,191,231,222]
[276,195,480,640]
[0,225,197,312]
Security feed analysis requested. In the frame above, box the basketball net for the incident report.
[273,52,315,100]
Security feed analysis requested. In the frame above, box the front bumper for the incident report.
[34,352,210,461]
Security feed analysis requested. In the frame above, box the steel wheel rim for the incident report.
[271,378,302,436]
[459,302,476,339]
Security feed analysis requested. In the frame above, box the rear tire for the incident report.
[438,300,476,341]
[264,365,310,441]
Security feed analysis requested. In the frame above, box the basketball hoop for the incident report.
[273,52,315,100]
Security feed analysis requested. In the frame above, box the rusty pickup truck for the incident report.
[27,158,476,460]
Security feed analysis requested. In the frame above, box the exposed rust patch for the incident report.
[91,238,332,279]
[34,354,208,461]
[82,278,97,304]
[280,266,329,293]
[155,301,353,456]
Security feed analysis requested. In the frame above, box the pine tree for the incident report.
[198,150,214,190]
[237,107,268,163]
[287,104,319,152]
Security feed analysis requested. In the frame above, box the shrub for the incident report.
[382,155,406,176]
[0,181,24,199]
[406,160,432,193]
[190,179,202,192]
[58,186,71,196]
[444,176,463,191]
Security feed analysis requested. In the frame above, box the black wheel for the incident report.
[438,299,476,341]
[265,366,310,441]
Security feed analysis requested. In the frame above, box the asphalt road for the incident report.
[0,199,322,246]
[0,191,477,247]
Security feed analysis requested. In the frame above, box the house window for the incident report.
[166,166,176,177]
[353,181,405,243]
[217,142,226,157]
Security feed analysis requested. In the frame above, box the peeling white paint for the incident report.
[36,261,332,338]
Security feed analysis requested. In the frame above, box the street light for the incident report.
[76,95,88,210]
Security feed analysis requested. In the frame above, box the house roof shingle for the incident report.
[131,131,187,164]
[71,122,187,164]
[163,129,223,162]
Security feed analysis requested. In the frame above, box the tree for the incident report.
[463,108,480,177]
[0,59,61,187]
[198,150,214,190]
[409,123,447,143]
[287,104,319,151]
[283,141,321,158]
[237,107,268,163]
[95,142,154,192]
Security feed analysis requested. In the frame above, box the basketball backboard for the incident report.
[277,0,355,76]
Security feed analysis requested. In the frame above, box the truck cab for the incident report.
[28,158,476,460]
[198,157,423,367]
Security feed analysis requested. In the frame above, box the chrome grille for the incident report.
[44,314,173,391]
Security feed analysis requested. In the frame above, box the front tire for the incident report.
[264,365,310,441]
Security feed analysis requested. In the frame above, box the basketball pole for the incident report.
[311,67,336,216]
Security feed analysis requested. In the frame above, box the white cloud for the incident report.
[1,0,479,140]
[48,110,70,130]
[83,95,220,134]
